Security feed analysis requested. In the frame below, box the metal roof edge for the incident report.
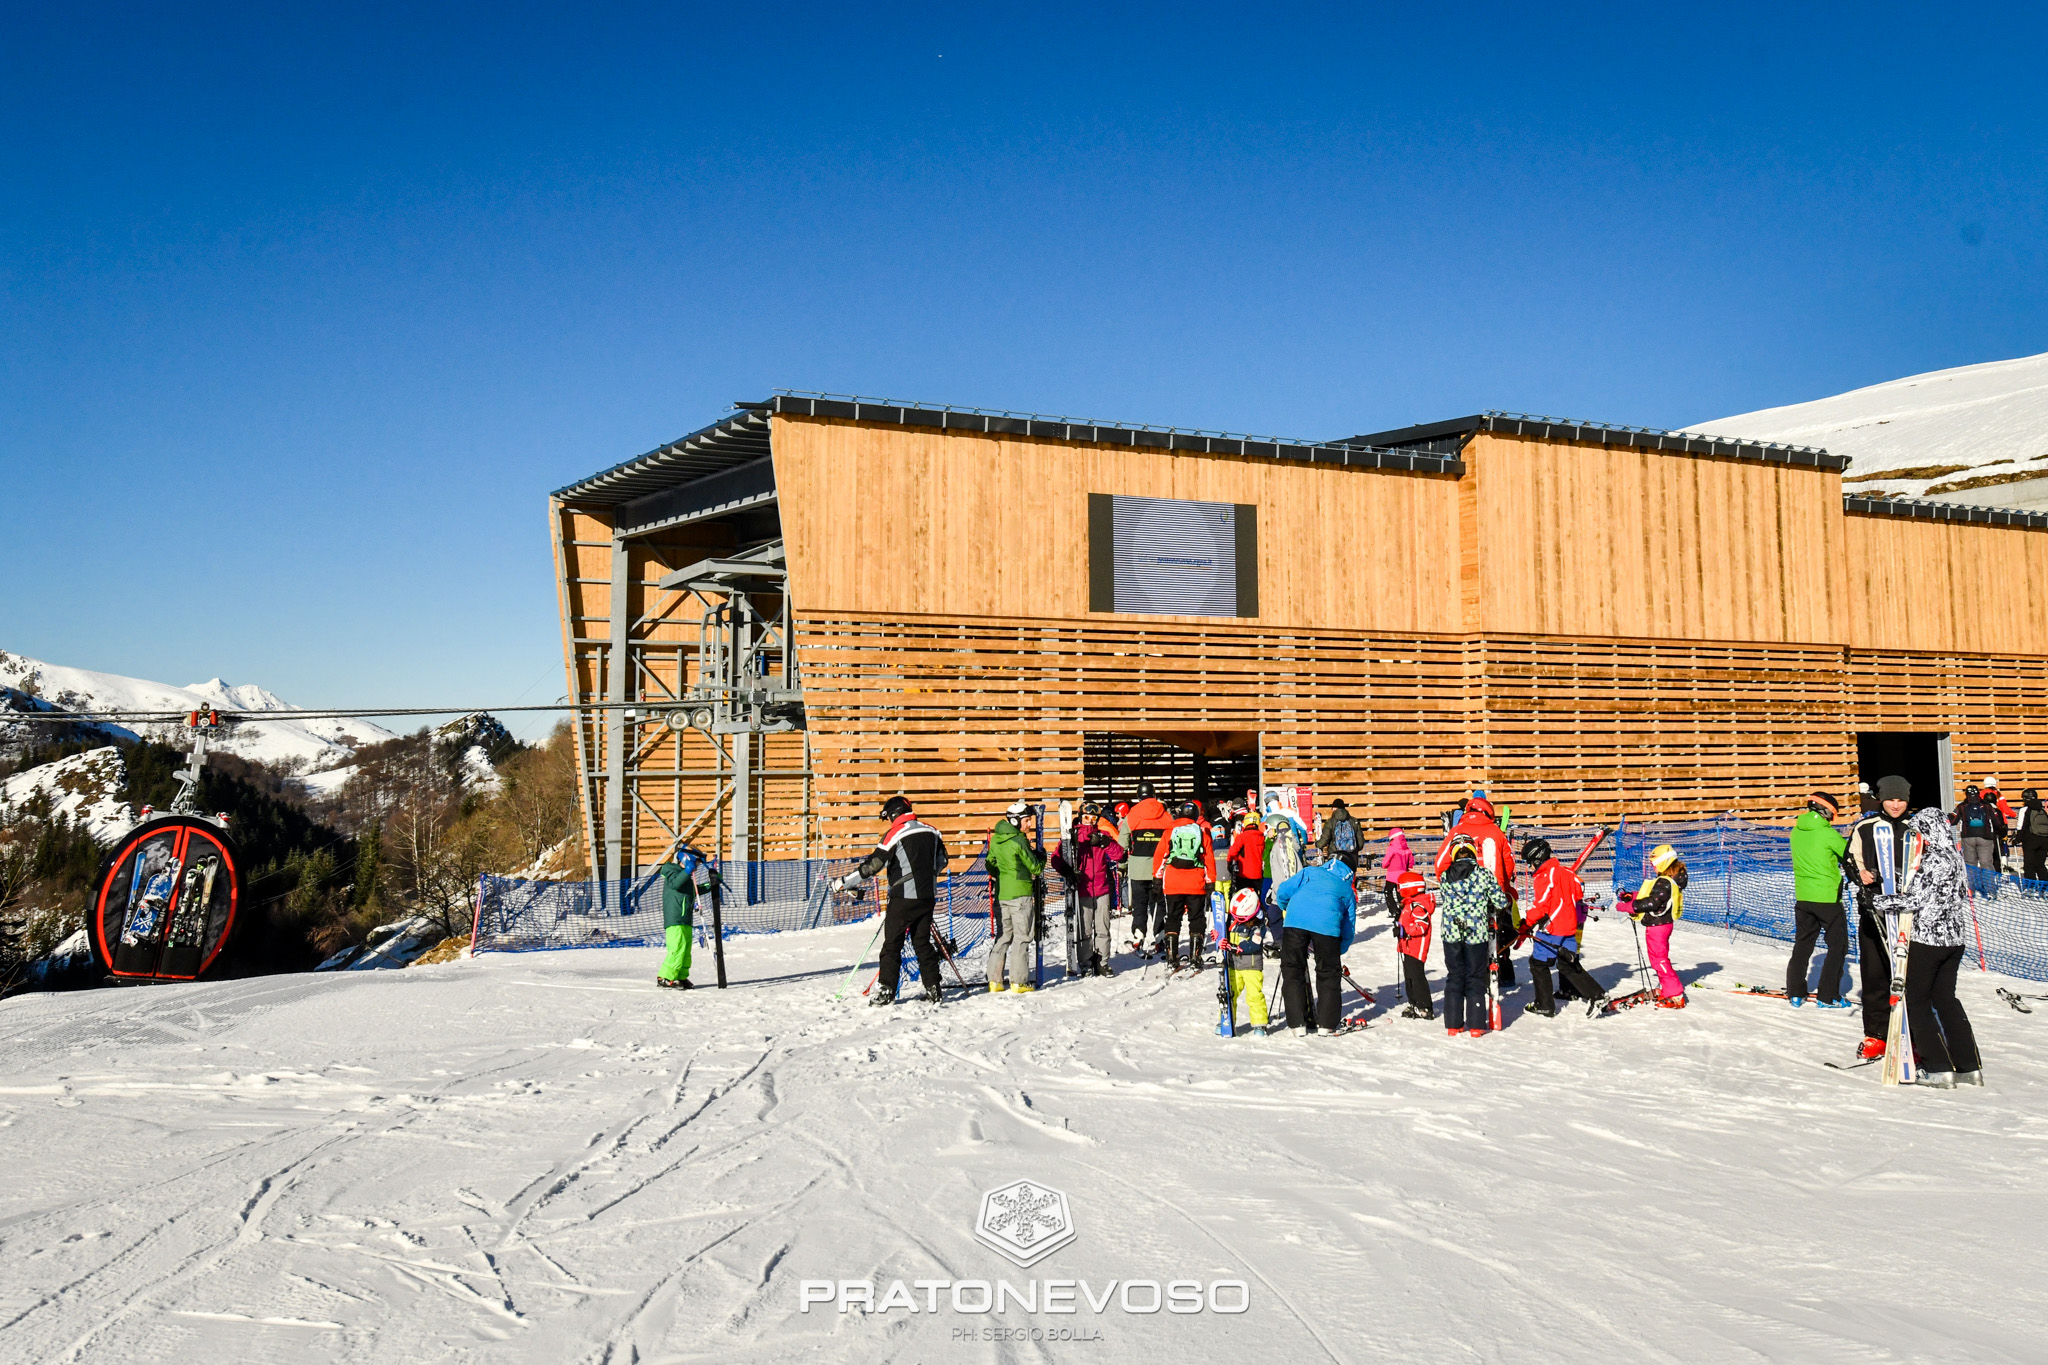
[1842,493,2048,532]
[1344,410,1845,472]
[552,408,769,502]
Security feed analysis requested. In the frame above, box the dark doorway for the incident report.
[1083,732,1259,810]
[1857,733,1946,813]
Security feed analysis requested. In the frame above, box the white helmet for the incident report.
[1228,888,1262,925]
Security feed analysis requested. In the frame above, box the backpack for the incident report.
[1332,815,1359,853]
[2028,806,2048,840]
[1963,800,1991,837]
[1166,823,1204,869]
[1268,822,1303,883]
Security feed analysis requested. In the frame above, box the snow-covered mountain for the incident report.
[0,746,132,842]
[0,650,398,794]
[1691,350,2048,508]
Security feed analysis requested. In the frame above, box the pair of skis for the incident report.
[1998,987,2048,1013]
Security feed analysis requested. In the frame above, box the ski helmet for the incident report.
[1520,837,1553,866]
[1649,843,1679,873]
[1179,800,1201,820]
[1466,795,1497,820]
[1228,888,1262,925]
[1137,781,1158,800]
[1114,801,1131,818]
[881,795,913,821]
[1449,837,1479,863]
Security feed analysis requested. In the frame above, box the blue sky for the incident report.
[4,3,2044,734]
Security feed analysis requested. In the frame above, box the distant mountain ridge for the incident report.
[1690,350,2048,509]
[0,650,399,794]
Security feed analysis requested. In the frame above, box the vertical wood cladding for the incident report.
[557,415,2048,863]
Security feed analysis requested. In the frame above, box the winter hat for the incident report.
[1007,799,1028,817]
[1808,792,1840,818]
[1876,774,1911,803]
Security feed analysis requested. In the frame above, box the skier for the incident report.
[1120,783,1173,953]
[1848,776,1913,1060]
[1381,826,1414,916]
[1271,856,1357,1035]
[1434,796,1518,989]
[1624,843,1689,1007]
[1392,868,1435,1019]
[1435,840,1509,1035]
[1153,800,1217,969]
[1883,806,1984,1087]
[1050,814,1124,977]
[1224,810,1267,912]
[1951,783,2004,897]
[1520,837,1606,1016]
[1220,888,1271,1033]
[655,846,721,989]
[831,795,951,1006]
[1262,803,1306,951]
[1317,798,1365,870]
[2018,787,2048,883]
[1786,791,1851,1008]
[986,800,1046,993]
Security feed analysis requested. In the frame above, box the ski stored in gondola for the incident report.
[89,815,243,982]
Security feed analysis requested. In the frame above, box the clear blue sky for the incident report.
[5,3,2044,734]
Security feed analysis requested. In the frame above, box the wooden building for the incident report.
[552,395,2048,875]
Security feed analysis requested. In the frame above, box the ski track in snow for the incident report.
[2,921,2046,1363]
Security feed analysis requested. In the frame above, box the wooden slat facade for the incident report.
[556,409,2048,866]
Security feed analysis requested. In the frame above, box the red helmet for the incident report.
[1114,801,1131,817]
[1466,796,1496,820]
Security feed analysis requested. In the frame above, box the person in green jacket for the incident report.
[1785,791,1851,1006]
[987,800,1046,992]
[656,848,720,988]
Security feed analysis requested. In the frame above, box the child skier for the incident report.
[1520,838,1606,1016]
[1220,888,1271,1034]
[656,847,720,988]
[1626,843,1689,1007]
[1392,869,1435,1019]
[1436,840,1509,1035]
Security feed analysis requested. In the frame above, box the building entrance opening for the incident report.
[1083,732,1259,810]
[1857,733,1948,813]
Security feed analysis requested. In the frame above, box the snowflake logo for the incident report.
[974,1179,1076,1267]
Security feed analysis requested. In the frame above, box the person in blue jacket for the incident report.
[1272,859,1357,1035]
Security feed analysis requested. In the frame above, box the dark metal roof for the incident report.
[1342,411,1847,472]
[762,391,1464,474]
[1843,493,2048,531]
[553,408,773,506]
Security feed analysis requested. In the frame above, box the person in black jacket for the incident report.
[1847,775,1913,1061]
[1951,784,2005,898]
[2017,788,2048,883]
[833,795,952,1005]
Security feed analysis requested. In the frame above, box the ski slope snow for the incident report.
[1692,350,2048,507]
[2,917,2043,1364]
[0,651,397,794]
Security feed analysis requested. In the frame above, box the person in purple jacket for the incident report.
[1052,816,1126,977]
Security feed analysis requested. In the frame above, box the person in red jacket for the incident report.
[1434,795,1519,989]
[1152,801,1217,970]
[1224,811,1267,904]
[1393,869,1435,1019]
[1520,838,1607,1017]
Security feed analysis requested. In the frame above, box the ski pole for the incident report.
[834,916,886,1001]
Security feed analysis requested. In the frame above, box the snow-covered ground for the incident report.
[0,747,132,841]
[3,916,2044,1364]
[1692,350,2048,508]
[1,651,398,794]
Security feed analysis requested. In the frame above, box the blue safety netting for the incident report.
[474,857,1086,987]
[1610,815,2048,982]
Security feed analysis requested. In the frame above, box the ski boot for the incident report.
[1585,993,1609,1017]
[1858,1036,1887,1061]
[1400,1004,1433,1020]
[1094,961,1115,979]
[1818,998,1852,1010]
[1011,983,1036,994]
[1527,1003,1558,1018]
[1913,1070,1956,1090]
[988,981,1009,993]
[1655,993,1689,1009]
[656,976,692,989]
[1957,1069,1985,1087]
[870,984,897,1007]
[1787,995,1806,1008]
[920,983,943,1004]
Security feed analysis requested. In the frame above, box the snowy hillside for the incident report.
[1692,350,2048,508]
[0,651,397,794]
[2,918,2043,1362]
[0,746,131,841]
